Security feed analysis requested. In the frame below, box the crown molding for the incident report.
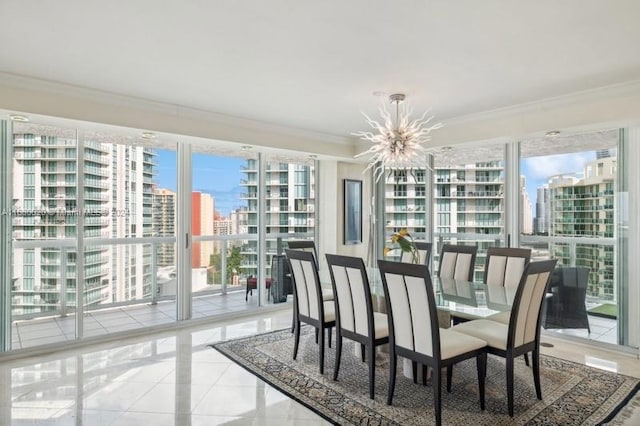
[431,79,640,146]
[446,79,640,126]
[0,71,353,154]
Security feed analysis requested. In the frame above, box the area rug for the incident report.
[211,327,640,425]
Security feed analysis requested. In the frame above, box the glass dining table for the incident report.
[319,266,517,378]
[320,267,516,327]
[367,269,517,327]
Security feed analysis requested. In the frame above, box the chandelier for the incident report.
[354,93,443,182]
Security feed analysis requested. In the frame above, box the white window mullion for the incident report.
[0,120,13,352]
[177,142,192,321]
[504,142,520,248]
[75,129,85,338]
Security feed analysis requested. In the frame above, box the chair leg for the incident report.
[524,352,530,367]
[422,365,428,386]
[328,327,332,349]
[533,348,542,400]
[368,343,376,399]
[333,333,342,381]
[433,364,442,426]
[290,304,297,334]
[319,328,325,374]
[477,353,487,411]
[506,355,515,417]
[387,353,397,405]
[315,328,318,344]
[412,361,418,384]
[446,365,453,393]
[361,343,366,362]
[293,320,301,360]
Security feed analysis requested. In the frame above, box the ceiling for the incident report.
[1,1,640,140]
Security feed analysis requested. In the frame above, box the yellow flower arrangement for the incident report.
[384,228,419,264]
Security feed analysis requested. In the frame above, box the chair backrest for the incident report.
[484,247,532,289]
[285,249,324,322]
[378,259,441,360]
[507,259,558,349]
[325,254,374,338]
[287,240,319,266]
[400,241,432,267]
[438,244,477,281]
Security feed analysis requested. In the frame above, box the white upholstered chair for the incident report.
[378,260,487,426]
[437,244,477,281]
[287,241,334,333]
[453,259,558,417]
[326,254,389,399]
[285,249,336,374]
[400,241,432,266]
[484,247,532,289]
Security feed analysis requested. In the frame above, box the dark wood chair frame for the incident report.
[326,254,389,399]
[473,259,557,417]
[285,249,335,374]
[401,241,433,267]
[378,260,486,426]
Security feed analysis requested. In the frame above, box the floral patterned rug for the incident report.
[212,327,639,425]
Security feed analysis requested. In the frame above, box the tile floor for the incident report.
[1,309,639,425]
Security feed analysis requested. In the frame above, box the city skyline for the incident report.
[155,151,245,217]
[156,150,602,220]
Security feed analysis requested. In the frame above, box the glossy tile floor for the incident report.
[1,309,638,425]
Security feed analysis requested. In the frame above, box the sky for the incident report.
[520,151,597,216]
[155,150,245,217]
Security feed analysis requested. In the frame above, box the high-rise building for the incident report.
[239,159,315,277]
[520,176,534,235]
[108,145,156,303]
[534,185,550,235]
[11,134,110,315]
[153,188,176,267]
[548,157,616,299]
[11,129,156,315]
[230,207,249,235]
[191,191,215,268]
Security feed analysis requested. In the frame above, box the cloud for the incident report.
[522,152,595,182]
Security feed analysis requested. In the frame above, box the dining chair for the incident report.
[542,266,591,333]
[437,244,477,281]
[287,241,334,333]
[378,260,487,426]
[400,241,432,266]
[453,259,558,417]
[326,254,389,399]
[287,240,319,267]
[484,247,532,289]
[285,249,336,374]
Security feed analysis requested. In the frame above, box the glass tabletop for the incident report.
[321,266,516,320]
[367,268,514,320]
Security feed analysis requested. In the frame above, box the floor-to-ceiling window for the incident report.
[6,120,180,348]
[189,142,259,316]
[260,155,316,306]
[0,115,320,353]
[519,130,624,346]
[10,122,80,348]
[431,144,506,281]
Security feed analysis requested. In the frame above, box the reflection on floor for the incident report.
[1,310,639,426]
[11,290,287,350]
